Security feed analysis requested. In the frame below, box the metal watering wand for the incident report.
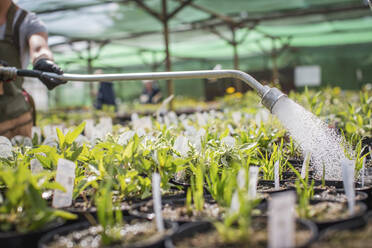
[0,67,286,112]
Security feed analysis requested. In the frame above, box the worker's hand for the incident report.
[33,58,66,90]
[0,60,11,82]
[0,60,9,67]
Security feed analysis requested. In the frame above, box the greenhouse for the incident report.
[0,0,371,247]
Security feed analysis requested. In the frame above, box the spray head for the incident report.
[261,86,287,112]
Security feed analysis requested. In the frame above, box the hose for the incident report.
[0,67,286,112]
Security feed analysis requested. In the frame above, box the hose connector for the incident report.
[0,66,17,81]
[261,86,287,112]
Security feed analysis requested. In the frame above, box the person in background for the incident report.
[94,69,117,111]
[140,80,162,104]
[0,0,66,139]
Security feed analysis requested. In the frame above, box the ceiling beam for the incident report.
[172,0,236,26]
[168,0,194,20]
[35,0,129,15]
[189,4,368,29]
[49,3,369,45]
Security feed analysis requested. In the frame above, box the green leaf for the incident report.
[56,128,65,148]
[65,122,86,145]
[345,122,357,133]
[36,154,52,169]
[53,209,77,220]
[356,115,363,127]
[68,146,84,161]
[220,128,230,140]
[123,141,134,161]
[42,182,66,192]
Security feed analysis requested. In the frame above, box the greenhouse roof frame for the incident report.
[16,0,372,78]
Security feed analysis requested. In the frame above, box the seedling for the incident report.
[288,158,314,219]
[258,140,286,181]
[0,163,76,233]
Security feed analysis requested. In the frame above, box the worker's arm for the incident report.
[29,32,53,62]
[29,32,66,90]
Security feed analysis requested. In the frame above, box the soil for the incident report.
[311,217,372,248]
[135,199,225,222]
[257,184,287,193]
[45,219,169,248]
[174,221,312,248]
[307,202,361,222]
[63,200,133,213]
[313,191,365,203]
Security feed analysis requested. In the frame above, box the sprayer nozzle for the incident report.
[261,87,286,112]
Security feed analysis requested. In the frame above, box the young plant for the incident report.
[288,159,314,219]
[95,176,123,245]
[56,122,86,161]
[204,151,236,206]
[0,163,76,233]
[189,161,205,212]
[353,138,370,179]
[214,173,261,244]
[258,140,286,180]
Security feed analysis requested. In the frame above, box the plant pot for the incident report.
[38,217,178,248]
[257,180,295,195]
[282,171,314,181]
[313,211,372,247]
[169,179,190,191]
[130,195,223,225]
[308,201,368,231]
[166,217,318,248]
[355,184,372,210]
[287,159,304,166]
[0,220,64,248]
[313,189,368,205]
[62,197,134,222]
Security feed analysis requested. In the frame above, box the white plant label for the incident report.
[136,128,146,137]
[31,158,43,174]
[342,159,355,214]
[75,135,88,146]
[0,136,12,158]
[168,111,178,125]
[237,168,246,189]
[52,159,76,208]
[99,117,112,135]
[196,112,207,126]
[232,111,241,125]
[274,160,280,190]
[11,135,32,147]
[42,136,58,147]
[84,119,95,139]
[255,112,262,127]
[268,191,295,248]
[142,117,153,130]
[163,115,171,127]
[227,124,236,135]
[173,135,189,157]
[152,173,165,232]
[229,191,240,214]
[43,125,53,138]
[248,166,259,199]
[118,131,135,146]
[187,129,205,153]
[131,113,139,122]
[230,169,246,214]
[222,135,235,148]
[301,151,311,179]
